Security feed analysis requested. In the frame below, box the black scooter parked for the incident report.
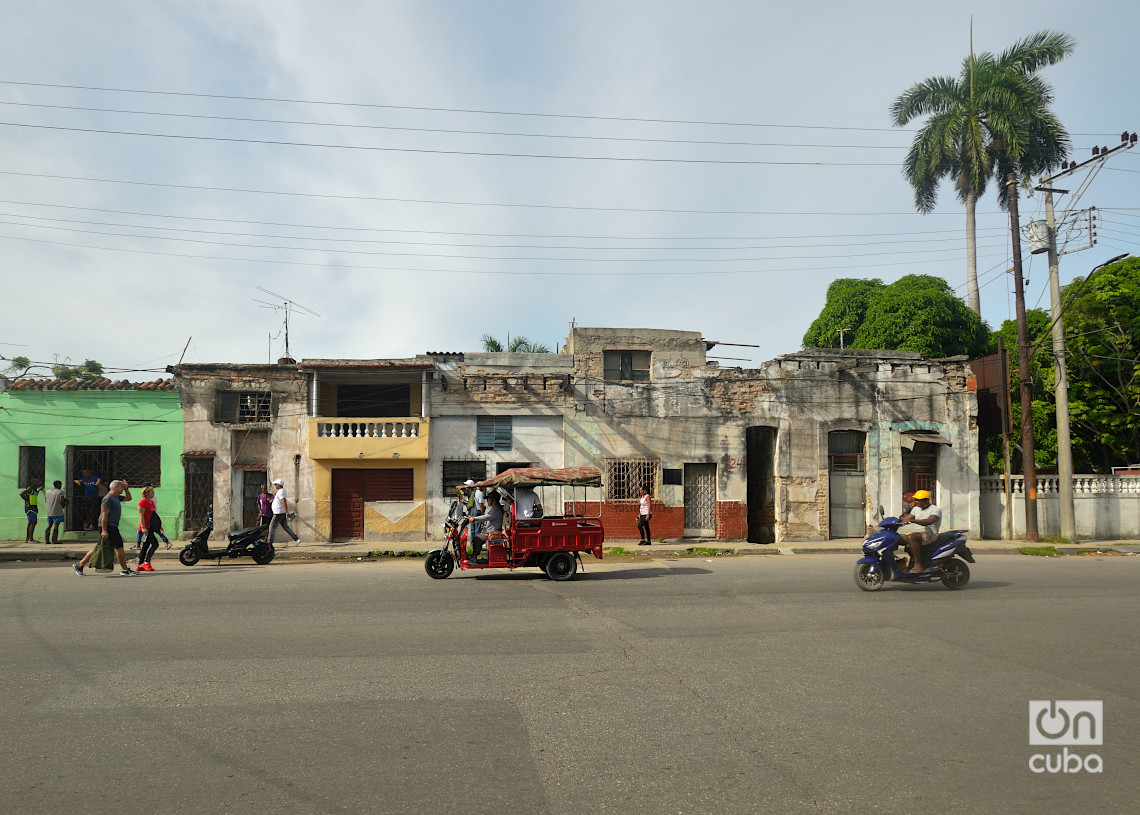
[179,508,276,566]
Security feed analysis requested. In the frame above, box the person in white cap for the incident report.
[268,477,300,545]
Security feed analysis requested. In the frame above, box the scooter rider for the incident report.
[898,490,942,574]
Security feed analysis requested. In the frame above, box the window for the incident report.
[603,350,651,382]
[496,461,531,475]
[215,391,272,424]
[18,446,46,488]
[605,457,660,500]
[476,417,512,451]
[828,431,865,472]
[336,383,411,418]
[442,459,486,492]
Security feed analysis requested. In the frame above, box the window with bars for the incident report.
[604,457,660,500]
[215,391,272,424]
[184,457,213,531]
[442,459,487,492]
[476,417,512,451]
[603,350,651,382]
[828,430,865,472]
[18,446,46,488]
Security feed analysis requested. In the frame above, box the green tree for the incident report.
[801,278,883,348]
[1061,257,1140,471]
[802,275,990,358]
[480,334,552,353]
[2,355,33,377]
[52,359,105,381]
[891,29,1074,314]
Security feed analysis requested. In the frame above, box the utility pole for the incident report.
[836,328,851,349]
[1008,173,1039,541]
[1034,131,1137,542]
[1041,184,1075,541]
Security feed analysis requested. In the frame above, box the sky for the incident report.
[0,0,1136,377]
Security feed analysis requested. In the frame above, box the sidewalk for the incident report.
[2,536,1137,563]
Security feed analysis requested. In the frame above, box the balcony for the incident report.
[308,417,429,460]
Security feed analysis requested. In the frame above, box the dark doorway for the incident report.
[746,427,776,543]
[902,445,938,505]
[241,471,265,528]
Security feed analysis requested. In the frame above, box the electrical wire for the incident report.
[0,121,904,166]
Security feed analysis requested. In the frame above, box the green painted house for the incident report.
[0,377,183,541]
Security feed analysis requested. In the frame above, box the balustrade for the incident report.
[316,420,420,439]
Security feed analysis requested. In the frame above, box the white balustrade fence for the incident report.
[316,420,420,439]
[981,475,1140,540]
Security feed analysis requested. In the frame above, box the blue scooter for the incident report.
[854,512,975,591]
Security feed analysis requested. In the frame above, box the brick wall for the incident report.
[715,501,748,539]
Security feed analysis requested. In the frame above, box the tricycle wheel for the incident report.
[853,561,885,592]
[545,552,577,581]
[179,546,200,567]
[424,549,454,579]
[939,559,970,590]
[252,544,275,565]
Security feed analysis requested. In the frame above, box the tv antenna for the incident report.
[253,287,321,361]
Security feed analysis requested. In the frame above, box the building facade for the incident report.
[0,377,183,541]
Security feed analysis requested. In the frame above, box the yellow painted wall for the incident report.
[311,458,426,541]
[308,418,429,459]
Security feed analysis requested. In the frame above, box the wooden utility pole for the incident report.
[1007,173,1039,541]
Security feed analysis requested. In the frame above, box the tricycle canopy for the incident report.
[472,466,602,490]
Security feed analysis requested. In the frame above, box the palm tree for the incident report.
[891,29,1074,314]
[480,333,552,353]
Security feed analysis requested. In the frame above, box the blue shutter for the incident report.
[477,417,512,451]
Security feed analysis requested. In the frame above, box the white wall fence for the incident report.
[981,475,1140,540]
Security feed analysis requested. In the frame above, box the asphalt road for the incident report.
[2,554,1137,814]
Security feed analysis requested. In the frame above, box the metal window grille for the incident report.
[605,457,660,500]
[184,458,214,532]
[215,391,272,423]
[111,446,163,486]
[18,446,46,488]
[476,417,512,451]
[442,460,487,492]
[828,431,865,472]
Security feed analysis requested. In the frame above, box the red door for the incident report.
[331,469,414,539]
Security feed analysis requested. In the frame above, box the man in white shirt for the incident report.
[898,490,942,574]
[268,477,301,545]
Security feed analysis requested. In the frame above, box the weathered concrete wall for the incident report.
[981,475,1140,540]
[176,365,312,538]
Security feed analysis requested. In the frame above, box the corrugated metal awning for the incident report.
[900,432,952,451]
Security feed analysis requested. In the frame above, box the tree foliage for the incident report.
[52,359,105,381]
[480,334,552,354]
[802,275,991,358]
[891,29,1074,312]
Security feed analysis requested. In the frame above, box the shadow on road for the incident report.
[468,565,714,581]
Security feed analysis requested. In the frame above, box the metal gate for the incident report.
[683,463,717,537]
[184,458,214,534]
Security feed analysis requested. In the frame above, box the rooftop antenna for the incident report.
[254,287,320,360]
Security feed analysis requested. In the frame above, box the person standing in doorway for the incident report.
[637,483,653,545]
[73,470,102,530]
[20,482,42,543]
[268,478,300,545]
[73,480,136,576]
[43,480,66,544]
[256,484,274,527]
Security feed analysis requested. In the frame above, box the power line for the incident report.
[0,217,1008,263]
[0,230,1008,277]
[0,197,1008,239]
[0,209,1008,252]
[0,169,1005,216]
[0,79,913,133]
[0,120,902,166]
[0,99,911,151]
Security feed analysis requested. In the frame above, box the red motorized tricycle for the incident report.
[424,466,604,581]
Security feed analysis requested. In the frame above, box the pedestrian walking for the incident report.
[133,483,171,550]
[19,482,42,543]
[135,486,160,571]
[42,480,67,544]
[267,477,300,545]
[637,483,653,545]
[256,484,274,526]
[73,480,137,577]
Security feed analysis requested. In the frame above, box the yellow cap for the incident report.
[913,490,931,500]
